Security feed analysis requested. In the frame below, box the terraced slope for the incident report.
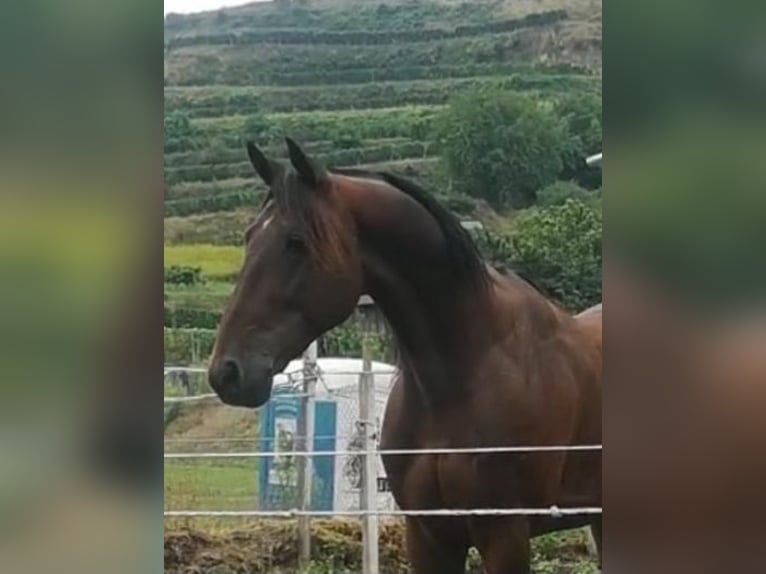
[164,0,601,239]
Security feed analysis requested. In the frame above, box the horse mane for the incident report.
[331,168,490,294]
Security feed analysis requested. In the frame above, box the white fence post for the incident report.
[360,337,379,574]
[297,341,318,568]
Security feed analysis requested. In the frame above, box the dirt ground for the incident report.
[164,519,597,573]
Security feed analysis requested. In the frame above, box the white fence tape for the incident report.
[164,444,602,459]
[164,393,218,403]
[164,365,601,524]
[165,506,602,518]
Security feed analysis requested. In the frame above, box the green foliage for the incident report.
[164,327,216,364]
[554,92,602,189]
[243,112,276,142]
[164,73,594,118]
[164,176,255,199]
[537,181,595,207]
[165,243,243,281]
[164,190,265,217]
[164,306,220,329]
[319,326,388,362]
[164,323,391,364]
[165,11,568,50]
[165,208,266,246]
[332,133,363,150]
[224,106,439,148]
[476,200,602,311]
[164,265,204,285]
[164,142,432,187]
[164,110,198,153]
[437,89,565,208]
[166,26,587,87]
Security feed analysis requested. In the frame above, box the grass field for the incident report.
[165,281,233,311]
[164,244,243,280]
[165,460,259,511]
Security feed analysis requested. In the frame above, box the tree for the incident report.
[475,199,602,311]
[436,89,565,209]
[555,92,602,189]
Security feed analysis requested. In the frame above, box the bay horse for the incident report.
[208,139,602,574]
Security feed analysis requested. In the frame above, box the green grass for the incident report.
[164,460,259,511]
[164,208,256,245]
[165,281,234,311]
[164,244,243,281]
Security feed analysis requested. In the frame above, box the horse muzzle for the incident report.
[208,355,274,408]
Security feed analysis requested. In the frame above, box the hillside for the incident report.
[164,0,601,235]
[163,0,602,367]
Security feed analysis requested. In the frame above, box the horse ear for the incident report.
[246,141,281,186]
[285,137,327,187]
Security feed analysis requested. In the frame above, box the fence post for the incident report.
[360,336,380,574]
[297,341,317,568]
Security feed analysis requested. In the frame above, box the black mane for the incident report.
[331,168,490,294]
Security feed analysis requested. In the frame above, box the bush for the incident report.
[164,325,392,364]
[164,244,243,282]
[164,265,204,286]
[536,181,594,207]
[164,307,221,329]
[319,325,388,361]
[475,200,601,311]
[436,89,565,208]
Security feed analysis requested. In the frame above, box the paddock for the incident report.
[164,347,602,573]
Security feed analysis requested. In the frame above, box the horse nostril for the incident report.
[221,358,242,388]
[210,357,242,391]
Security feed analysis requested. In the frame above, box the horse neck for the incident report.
[343,179,495,405]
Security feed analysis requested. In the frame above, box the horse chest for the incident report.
[390,449,524,512]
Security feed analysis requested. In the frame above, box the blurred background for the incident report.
[0,0,763,572]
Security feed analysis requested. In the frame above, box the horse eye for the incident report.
[285,233,305,251]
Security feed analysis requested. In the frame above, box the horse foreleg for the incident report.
[405,517,468,574]
[473,516,531,574]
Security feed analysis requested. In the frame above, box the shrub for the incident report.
[536,181,594,207]
[164,244,243,282]
[164,265,204,286]
[164,307,221,329]
[163,325,392,364]
[475,200,601,312]
[319,325,388,361]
